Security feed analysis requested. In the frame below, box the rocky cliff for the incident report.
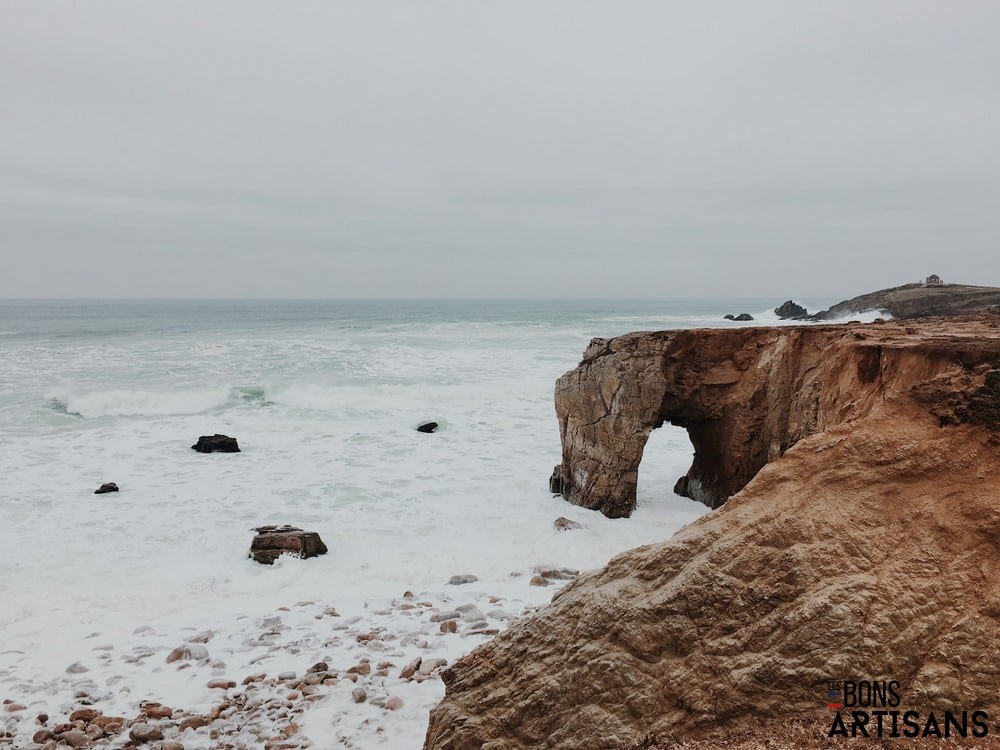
[424,315,1000,749]
[550,317,1000,518]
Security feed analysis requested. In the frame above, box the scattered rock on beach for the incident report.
[416,421,439,433]
[178,717,209,732]
[418,658,447,676]
[535,567,579,580]
[94,482,119,494]
[249,526,328,564]
[165,644,209,663]
[8,589,551,750]
[129,722,163,743]
[68,709,98,723]
[58,728,91,747]
[191,434,240,453]
[447,574,477,585]
[400,657,422,679]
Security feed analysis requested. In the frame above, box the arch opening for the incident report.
[635,422,699,510]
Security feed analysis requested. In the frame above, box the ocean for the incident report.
[0,297,832,748]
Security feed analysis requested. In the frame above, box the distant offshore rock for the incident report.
[723,313,753,322]
[773,300,808,319]
[94,482,119,494]
[416,421,439,433]
[249,525,328,565]
[191,434,240,453]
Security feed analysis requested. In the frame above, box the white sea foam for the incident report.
[46,386,233,418]
[0,300,761,747]
[818,309,893,324]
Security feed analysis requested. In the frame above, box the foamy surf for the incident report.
[46,387,233,418]
[0,298,776,748]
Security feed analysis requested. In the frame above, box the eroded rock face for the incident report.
[425,315,1000,748]
[552,317,1000,517]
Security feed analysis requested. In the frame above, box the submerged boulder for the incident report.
[416,421,439,433]
[553,516,582,532]
[192,434,240,453]
[723,313,754,321]
[250,525,328,564]
[94,482,119,494]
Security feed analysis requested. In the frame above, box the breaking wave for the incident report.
[47,387,233,418]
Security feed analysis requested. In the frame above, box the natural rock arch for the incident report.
[550,322,997,517]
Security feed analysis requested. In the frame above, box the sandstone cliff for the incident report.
[424,315,1000,749]
[551,317,1000,517]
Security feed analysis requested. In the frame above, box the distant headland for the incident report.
[798,276,1000,321]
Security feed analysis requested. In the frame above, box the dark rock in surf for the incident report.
[673,475,690,498]
[192,434,241,453]
[94,482,119,495]
[250,525,328,565]
[417,421,439,434]
[549,465,564,494]
[774,300,808,319]
[723,313,754,322]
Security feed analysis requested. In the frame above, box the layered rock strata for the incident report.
[424,314,1000,749]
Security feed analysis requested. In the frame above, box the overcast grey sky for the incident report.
[2,1,998,298]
